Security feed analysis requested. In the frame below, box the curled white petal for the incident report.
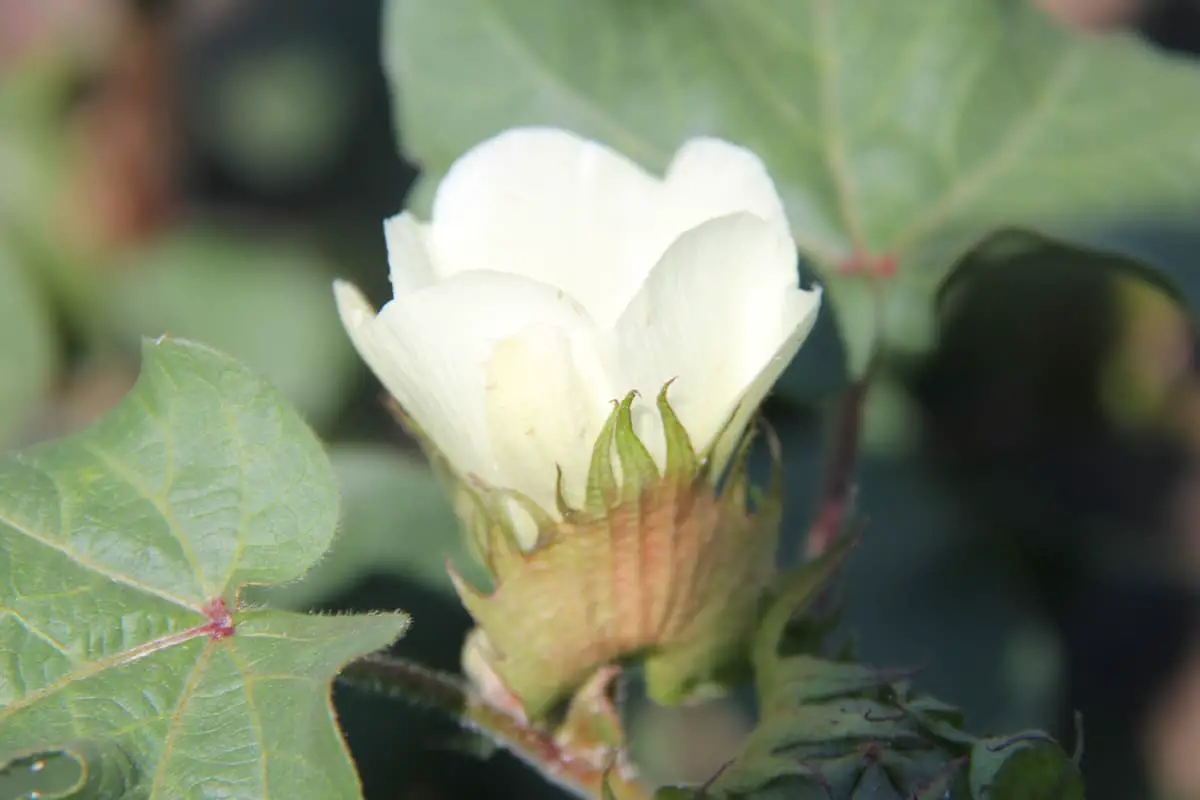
[708,286,822,473]
[428,126,667,327]
[663,137,791,235]
[335,272,606,500]
[384,212,436,297]
[484,323,613,518]
[614,212,819,469]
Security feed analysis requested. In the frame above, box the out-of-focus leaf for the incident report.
[0,59,67,242]
[198,43,359,190]
[384,0,1200,374]
[1102,272,1191,431]
[860,377,921,457]
[0,58,114,341]
[0,243,57,446]
[249,445,484,610]
[938,228,1186,312]
[939,227,1190,430]
[0,338,408,800]
[104,227,358,425]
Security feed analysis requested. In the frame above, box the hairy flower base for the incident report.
[448,387,782,721]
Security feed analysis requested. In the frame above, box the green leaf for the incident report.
[754,698,923,747]
[384,0,1200,373]
[653,790,696,800]
[0,338,408,800]
[0,740,136,799]
[765,654,913,707]
[970,733,1085,800]
[248,445,482,609]
[0,58,110,342]
[0,244,56,446]
[754,533,857,675]
[0,59,68,249]
[682,530,1078,799]
[104,227,359,426]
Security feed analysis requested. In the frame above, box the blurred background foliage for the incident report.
[3,0,1200,798]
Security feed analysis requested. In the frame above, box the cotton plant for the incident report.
[8,1,1200,798]
[331,128,1084,799]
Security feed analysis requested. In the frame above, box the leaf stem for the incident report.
[338,654,651,800]
[806,369,873,559]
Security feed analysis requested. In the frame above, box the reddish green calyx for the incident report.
[449,383,782,719]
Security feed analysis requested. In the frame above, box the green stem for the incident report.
[338,654,651,800]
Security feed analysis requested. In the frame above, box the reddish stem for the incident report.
[806,374,872,559]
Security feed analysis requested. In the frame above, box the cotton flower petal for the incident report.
[334,279,405,398]
[384,212,437,296]
[427,127,673,327]
[613,213,818,468]
[484,324,614,522]
[663,138,791,234]
[707,287,822,474]
[335,272,604,495]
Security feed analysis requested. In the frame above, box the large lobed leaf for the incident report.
[384,0,1200,371]
[0,338,408,800]
[249,445,481,610]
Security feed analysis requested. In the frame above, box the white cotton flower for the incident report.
[334,127,821,543]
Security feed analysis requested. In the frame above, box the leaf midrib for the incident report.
[0,503,196,611]
[0,620,206,724]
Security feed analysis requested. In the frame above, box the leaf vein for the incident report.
[81,441,209,596]
[148,642,215,799]
[0,608,72,658]
[476,0,668,167]
[813,0,868,252]
[887,46,1084,255]
[228,647,270,799]
[0,505,195,611]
